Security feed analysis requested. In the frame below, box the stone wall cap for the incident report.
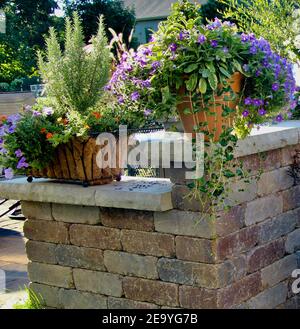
[136,121,300,158]
[0,177,173,212]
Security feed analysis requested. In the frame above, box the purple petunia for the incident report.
[4,168,14,180]
[17,156,29,169]
[144,109,152,117]
[244,97,252,106]
[210,40,218,48]
[118,96,125,104]
[258,108,267,116]
[242,110,250,117]
[32,111,42,117]
[131,91,140,101]
[42,107,54,116]
[169,43,178,52]
[197,34,206,44]
[179,31,189,41]
[15,149,23,158]
[272,83,280,92]
[276,114,283,122]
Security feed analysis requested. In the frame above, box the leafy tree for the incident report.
[220,0,300,63]
[63,0,135,44]
[200,0,229,23]
[0,0,61,84]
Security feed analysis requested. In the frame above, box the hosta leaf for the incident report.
[199,78,207,94]
[186,73,198,91]
[208,73,218,90]
[184,63,198,73]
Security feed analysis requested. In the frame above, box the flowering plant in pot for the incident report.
[107,0,297,213]
[0,14,150,185]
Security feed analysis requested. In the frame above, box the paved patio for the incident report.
[0,200,29,309]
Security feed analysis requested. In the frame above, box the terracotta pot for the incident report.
[27,137,122,186]
[177,72,243,141]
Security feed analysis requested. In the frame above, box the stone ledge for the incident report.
[0,177,173,212]
[137,121,300,159]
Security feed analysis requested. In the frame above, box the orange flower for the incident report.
[84,125,90,129]
[0,115,7,123]
[62,118,69,125]
[115,116,120,123]
[92,112,102,119]
[40,128,47,134]
[46,133,53,139]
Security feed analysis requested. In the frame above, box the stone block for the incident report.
[247,239,286,273]
[245,194,283,226]
[245,282,288,309]
[69,224,121,250]
[59,289,107,309]
[28,262,73,288]
[123,277,178,307]
[104,251,158,279]
[26,241,56,264]
[108,297,158,309]
[29,282,60,308]
[258,168,294,196]
[285,228,300,254]
[175,236,216,264]
[154,210,215,239]
[258,210,298,244]
[55,245,105,271]
[121,230,175,257]
[73,269,122,297]
[261,254,298,288]
[217,272,262,309]
[101,208,154,231]
[24,220,69,244]
[216,226,259,261]
[52,204,100,225]
[216,205,245,237]
[282,185,300,212]
[21,201,52,220]
[179,286,217,309]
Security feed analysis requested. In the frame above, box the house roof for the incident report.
[123,0,206,21]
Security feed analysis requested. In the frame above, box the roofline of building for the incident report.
[136,15,168,22]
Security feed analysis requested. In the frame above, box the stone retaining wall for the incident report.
[22,143,300,308]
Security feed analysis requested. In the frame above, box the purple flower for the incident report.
[210,40,218,48]
[24,105,32,112]
[17,156,29,169]
[144,109,152,117]
[253,99,263,107]
[32,111,42,117]
[131,91,140,101]
[42,107,54,116]
[250,46,257,54]
[272,83,280,92]
[197,34,206,44]
[179,31,189,41]
[258,108,266,116]
[169,43,178,52]
[4,168,14,180]
[244,97,252,105]
[149,35,156,42]
[142,80,151,88]
[7,114,21,124]
[240,33,249,43]
[118,96,124,104]
[15,149,23,158]
[123,62,133,72]
[242,110,250,117]
[223,47,229,53]
[276,114,283,122]
[0,146,7,154]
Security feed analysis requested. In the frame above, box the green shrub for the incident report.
[0,82,9,92]
[38,13,111,115]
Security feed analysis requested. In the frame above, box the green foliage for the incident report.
[0,0,62,83]
[0,82,9,92]
[220,0,300,63]
[13,287,44,309]
[200,0,229,23]
[64,0,135,46]
[38,13,110,115]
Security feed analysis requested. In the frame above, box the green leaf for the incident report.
[219,67,231,78]
[206,62,216,73]
[186,73,198,92]
[184,63,198,73]
[199,78,207,94]
[208,73,218,90]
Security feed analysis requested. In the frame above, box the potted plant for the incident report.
[0,14,124,185]
[107,0,296,142]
